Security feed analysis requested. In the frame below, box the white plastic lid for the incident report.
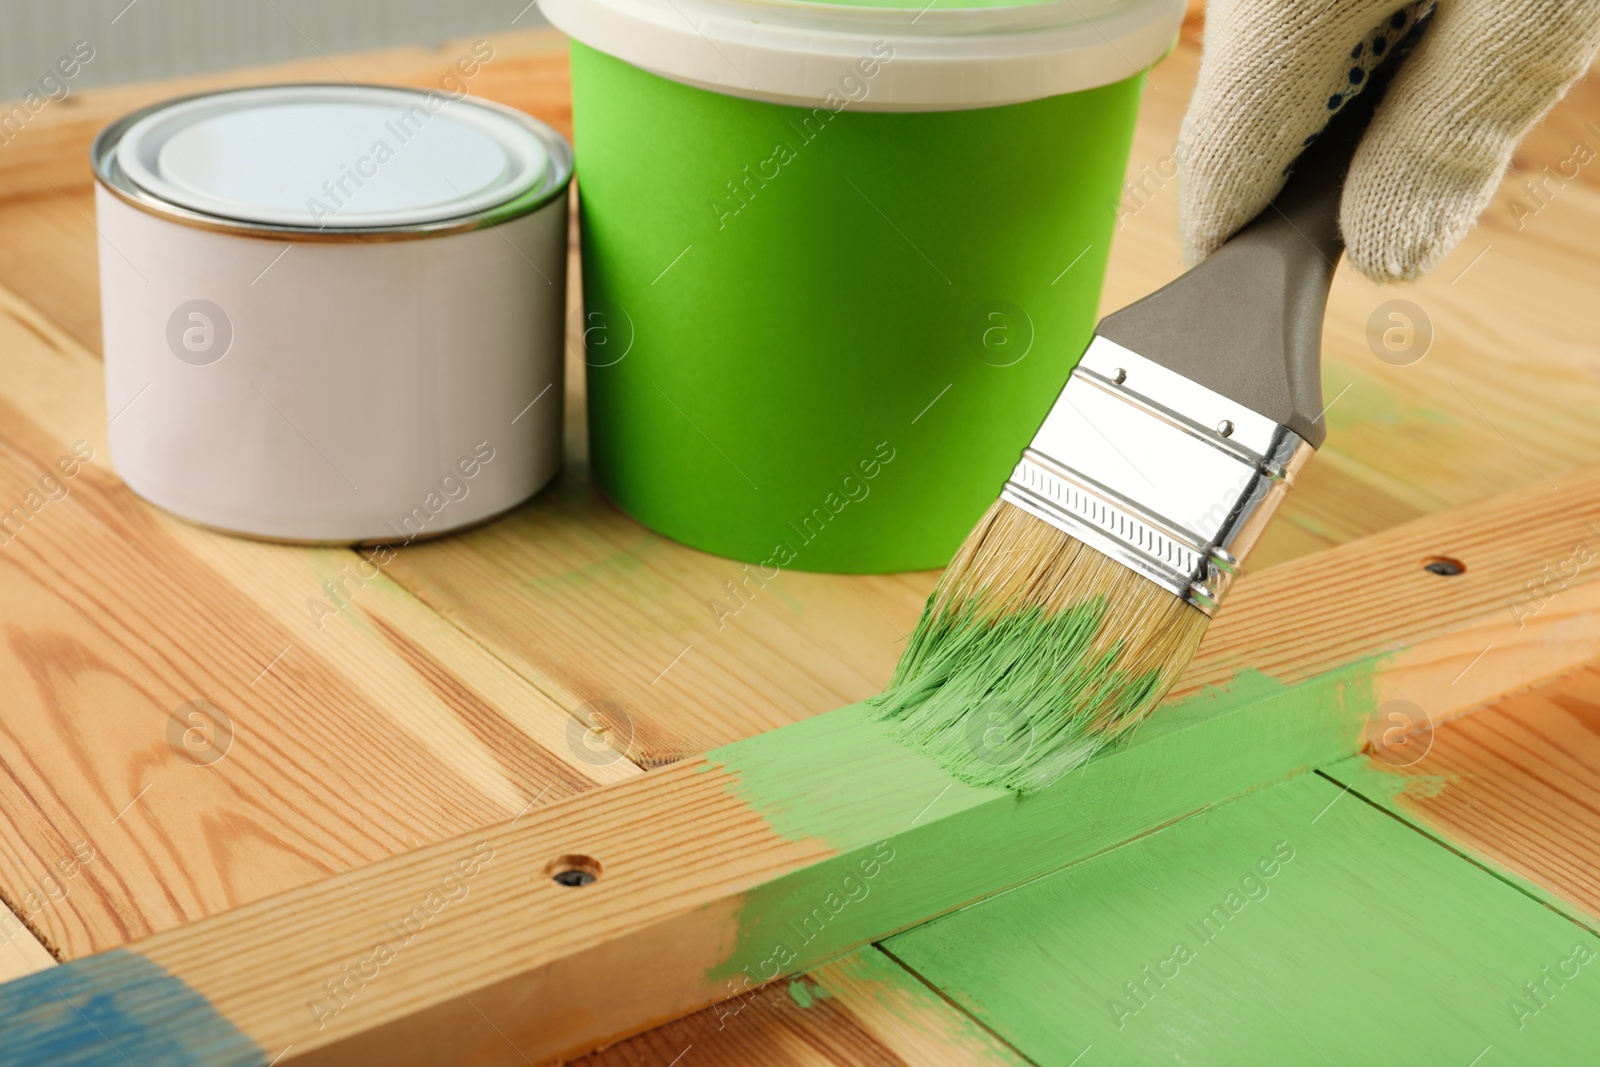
[541,0,1185,111]
[114,86,551,229]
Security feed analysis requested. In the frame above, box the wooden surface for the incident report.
[0,903,54,984]
[1326,664,1600,926]
[3,20,1597,772]
[0,281,635,962]
[577,948,1027,1067]
[6,464,1598,1065]
[0,13,1598,1067]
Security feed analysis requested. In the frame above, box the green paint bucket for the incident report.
[543,0,1183,573]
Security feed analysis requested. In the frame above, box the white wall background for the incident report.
[0,0,547,99]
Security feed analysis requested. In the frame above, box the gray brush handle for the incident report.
[1096,42,1404,448]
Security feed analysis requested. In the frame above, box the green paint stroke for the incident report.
[703,701,1002,847]
[886,772,1600,1064]
[866,600,1173,795]
[787,977,829,1009]
[1322,753,1600,936]
[706,658,1387,856]
[702,654,1390,999]
[1142,664,1359,739]
[701,704,999,997]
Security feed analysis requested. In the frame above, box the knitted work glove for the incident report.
[1180,0,1600,283]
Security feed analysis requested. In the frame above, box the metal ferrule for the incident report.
[1000,336,1314,615]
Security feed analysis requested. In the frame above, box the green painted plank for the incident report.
[884,773,1600,1066]
[709,662,1381,985]
[1321,754,1600,936]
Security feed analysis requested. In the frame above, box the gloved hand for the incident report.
[1180,0,1600,283]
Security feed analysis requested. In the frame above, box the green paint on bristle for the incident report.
[867,598,1167,795]
[865,499,1209,795]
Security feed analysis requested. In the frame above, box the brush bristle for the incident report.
[867,499,1211,795]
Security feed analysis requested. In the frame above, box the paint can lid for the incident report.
[542,0,1184,111]
[99,85,566,232]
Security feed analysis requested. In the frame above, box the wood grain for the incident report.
[3,29,1598,775]
[578,948,1027,1066]
[0,189,101,356]
[0,283,633,961]
[0,19,1596,1066]
[1326,663,1600,925]
[9,461,1599,1064]
[0,28,939,770]
[1170,465,1600,711]
[0,902,55,983]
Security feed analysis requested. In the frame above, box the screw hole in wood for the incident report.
[1422,557,1465,576]
[547,854,602,887]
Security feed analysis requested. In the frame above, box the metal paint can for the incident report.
[92,83,573,543]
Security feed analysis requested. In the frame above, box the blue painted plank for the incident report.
[0,949,263,1066]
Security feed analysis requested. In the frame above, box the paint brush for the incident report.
[869,35,1413,794]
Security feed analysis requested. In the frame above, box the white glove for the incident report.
[1180,0,1600,283]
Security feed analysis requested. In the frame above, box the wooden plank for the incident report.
[1324,662,1600,926]
[0,188,102,357]
[2,30,1596,779]
[0,902,55,984]
[0,19,1594,1064]
[249,21,1600,761]
[376,476,932,764]
[0,26,938,766]
[1164,473,1600,719]
[0,282,634,961]
[882,772,1600,1064]
[4,465,1597,1064]
[577,948,1027,1066]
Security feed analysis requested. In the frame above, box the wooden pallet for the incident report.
[2,20,1599,1067]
